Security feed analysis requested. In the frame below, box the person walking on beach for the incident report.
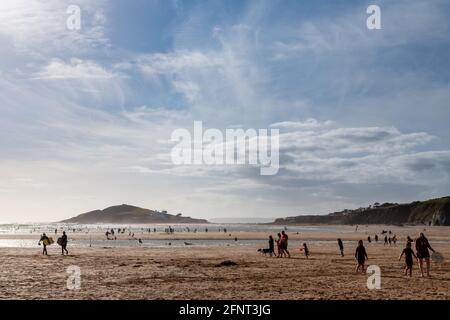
[269,235,275,257]
[281,230,291,258]
[355,240,368,273]
[415,233,435,277]
[375,234,378,243]
[61,231,68,255]
[38,233,49,256]
[399,242,417,277]
[276,233,283,257]
[301,243,309,259]
[337,238,344,257]
[384,235,388,246]
[367,236,372,243]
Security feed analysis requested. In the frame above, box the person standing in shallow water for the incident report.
[38,233,49,256]
[337,238,344,257]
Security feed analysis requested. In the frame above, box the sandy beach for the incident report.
[0,225,449,300]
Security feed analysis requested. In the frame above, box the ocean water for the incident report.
[3,223,447,249]
[0,223,348,248]
[0,222,343,234]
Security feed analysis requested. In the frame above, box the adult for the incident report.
[415,233,435,277]
[337,238,344,257]
[61,231,68,255]
[281,230,291,258]
[276,233,283,257]
[355,240,368,273]
[268,235,275,257]
[38,233,49,256]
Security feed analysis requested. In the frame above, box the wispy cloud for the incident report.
[32,58,114,79]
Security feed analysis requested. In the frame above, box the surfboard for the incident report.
[43,237,54,246]
[57,237,63,246]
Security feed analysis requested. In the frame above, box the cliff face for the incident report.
[274,197,450,226]
[61,204,208,224]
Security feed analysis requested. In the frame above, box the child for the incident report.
[300,243,309,259]
[355,240,368,273]
[399,242,417,277]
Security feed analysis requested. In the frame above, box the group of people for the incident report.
[266,231,310,259]
[38,231,69,256]
[354,232,436,277]
[267,231,291,258]
[263,231,437,278]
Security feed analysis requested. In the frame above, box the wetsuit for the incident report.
[338,239,344,256]
[61,234,68,255]
[40,235,49,255]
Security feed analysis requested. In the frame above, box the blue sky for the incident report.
[0,0,450,222]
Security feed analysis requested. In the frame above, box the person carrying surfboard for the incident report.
[38,233,50,256]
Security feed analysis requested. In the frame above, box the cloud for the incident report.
[32,58,114,79]
[271,119,334,130]
[1,1,450,221]
[0,0,109,58]
[137,51,224,75]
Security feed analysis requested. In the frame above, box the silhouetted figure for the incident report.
[338,238,344,257]
[61,231,68,255]
[38,233,49,256]
[415,232,435,277]
[355,240,368,273]
[268,235,275,257]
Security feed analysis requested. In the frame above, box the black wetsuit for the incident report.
[61,234,68,255]
[338,239,344,257]
[40,235,49,255]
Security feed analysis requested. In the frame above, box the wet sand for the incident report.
[0,225,449,300]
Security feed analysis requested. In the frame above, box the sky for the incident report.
[0,0,450,223]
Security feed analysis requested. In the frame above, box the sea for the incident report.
[0,223,350,248]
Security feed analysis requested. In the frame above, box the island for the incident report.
[60,204,208,224]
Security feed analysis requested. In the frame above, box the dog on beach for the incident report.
[257,248,272,256]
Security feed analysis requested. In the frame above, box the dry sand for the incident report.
[0,225,449,300]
